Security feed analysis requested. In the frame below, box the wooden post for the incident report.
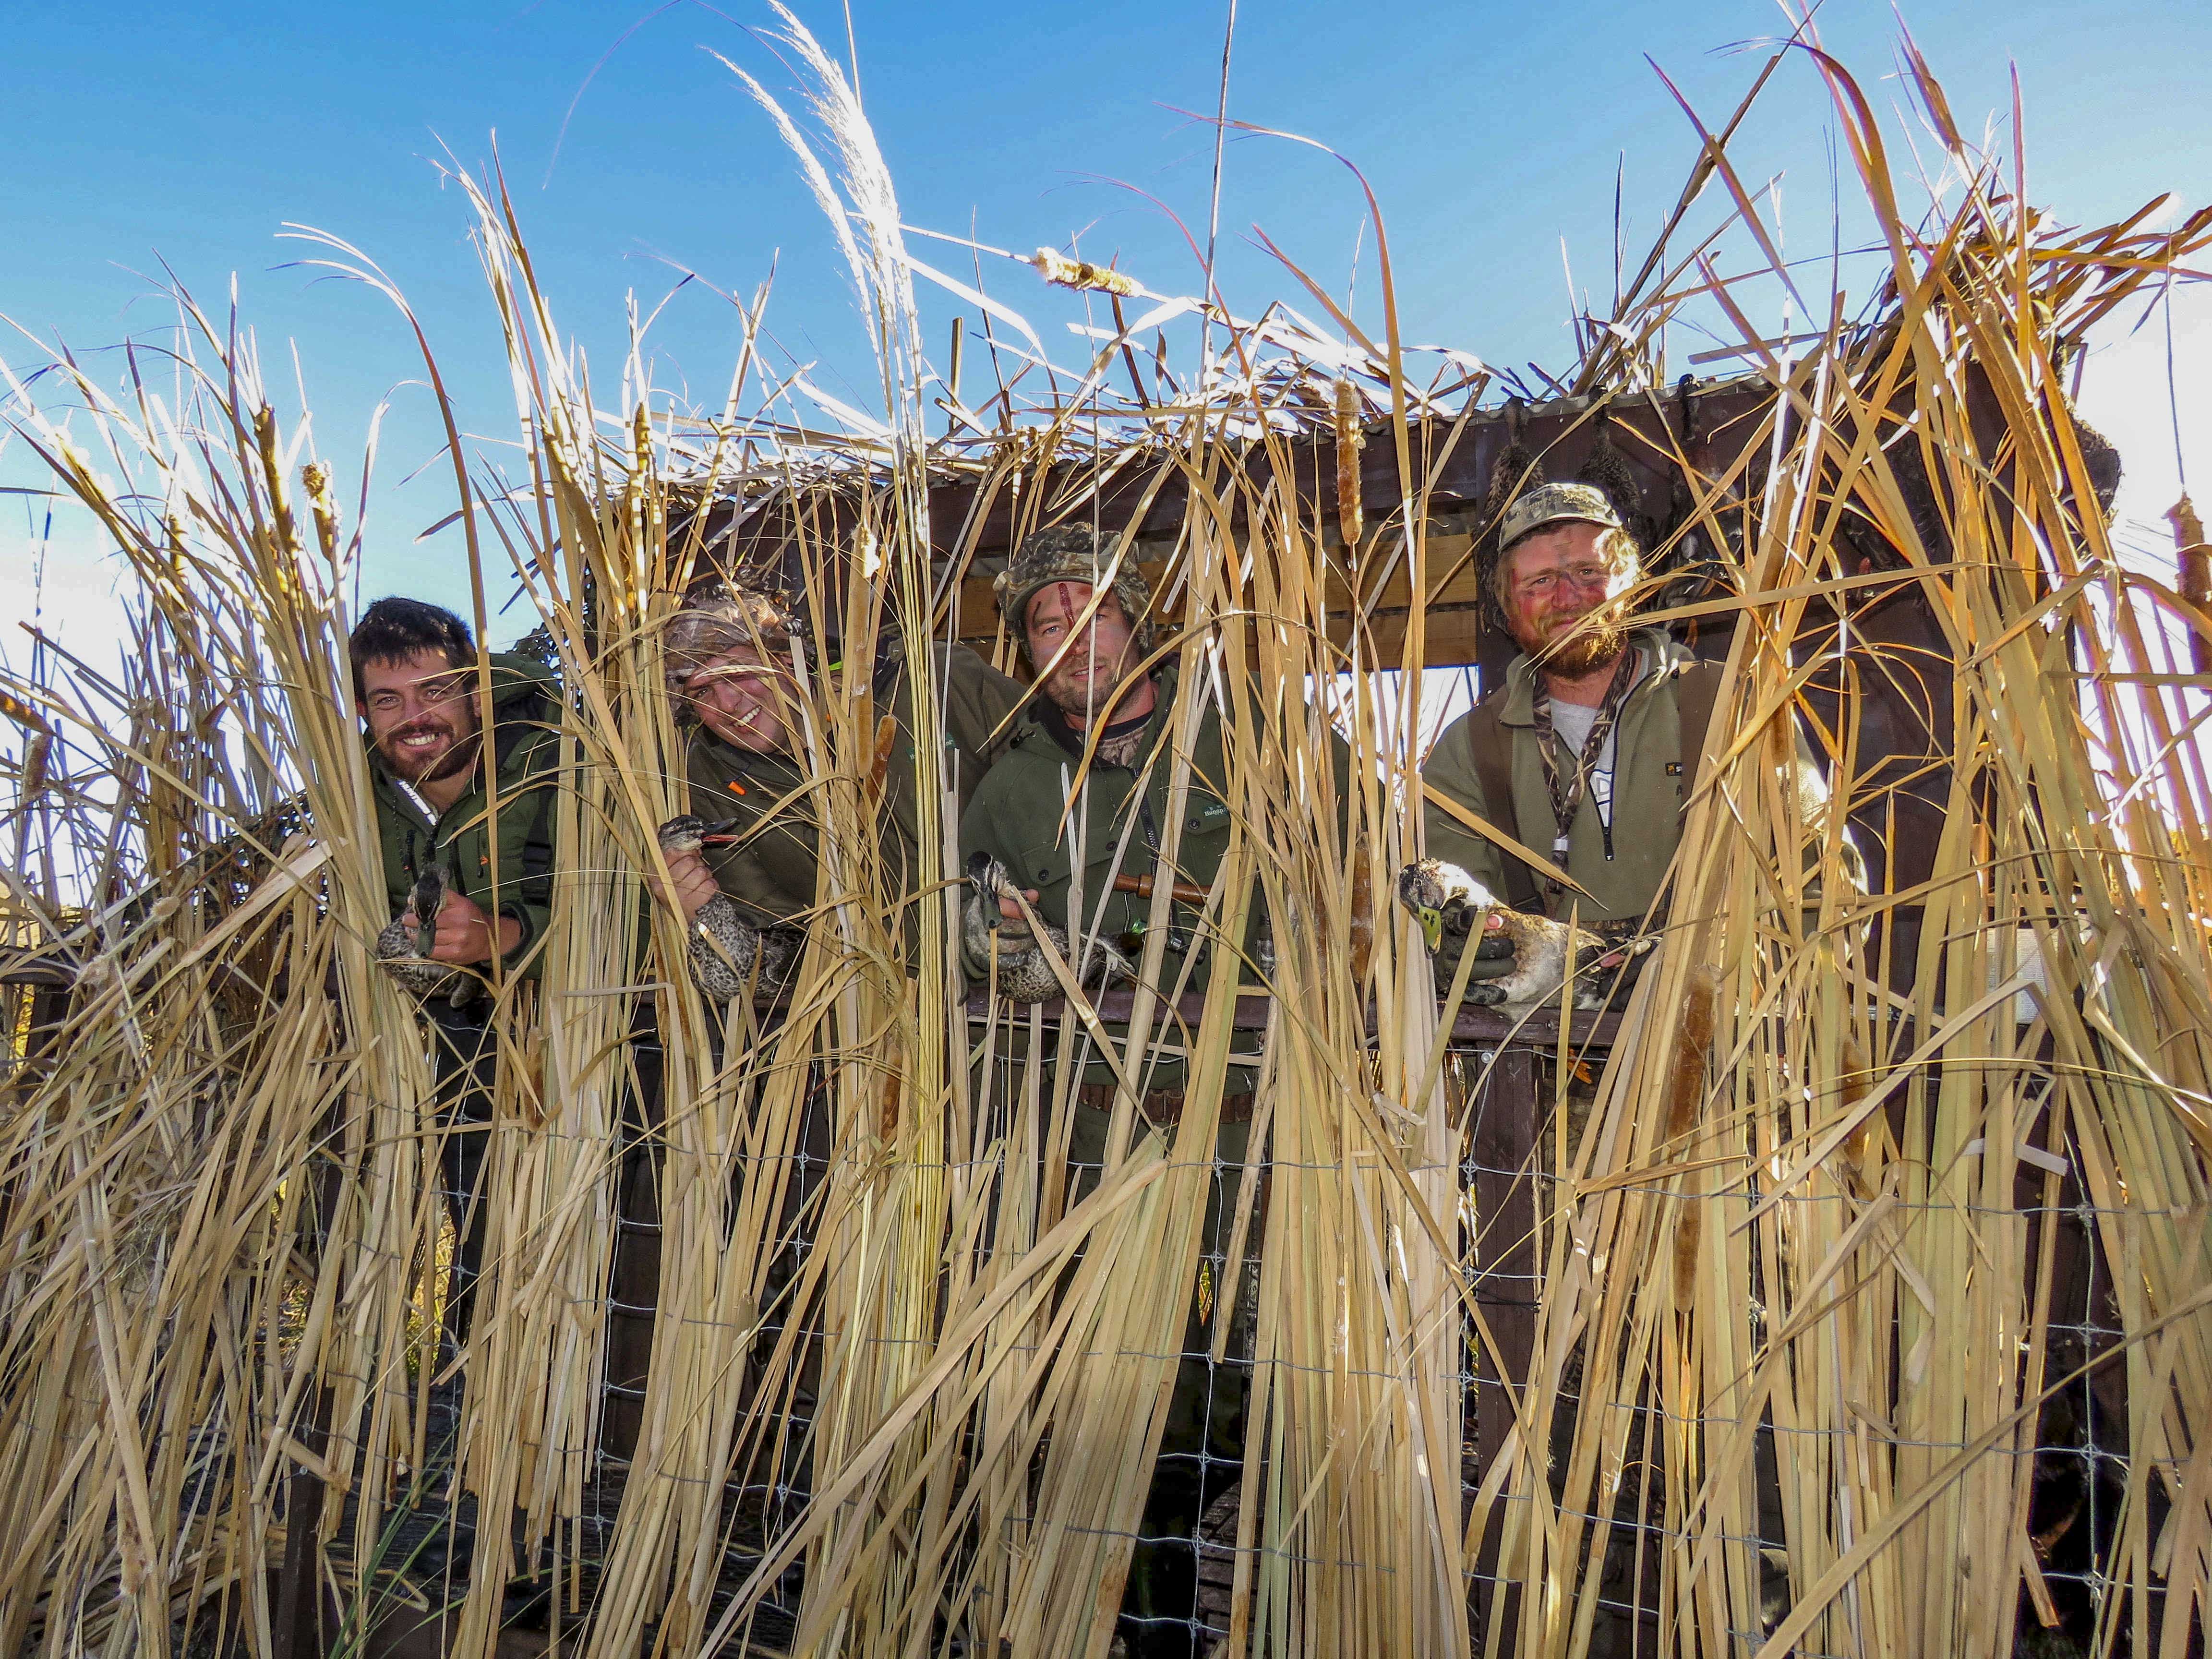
[274,1394,331,1659]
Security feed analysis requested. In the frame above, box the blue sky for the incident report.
[5,0,2209,652]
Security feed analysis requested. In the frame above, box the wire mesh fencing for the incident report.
[256,998,2167,1659]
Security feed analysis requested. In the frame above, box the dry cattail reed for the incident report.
[2,19,2209,1659]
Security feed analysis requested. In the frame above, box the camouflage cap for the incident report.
[661,578,801,716]
[992,525,1155,662]
[1498,481,1624,553]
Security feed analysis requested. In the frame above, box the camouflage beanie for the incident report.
[992,525,1155,663]
[1479,481,1634,630]
[661,578,801,720]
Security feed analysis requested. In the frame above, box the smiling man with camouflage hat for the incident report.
[960,524,1245,1072]
[651,575,1026,974]
[638,575,1030,1484]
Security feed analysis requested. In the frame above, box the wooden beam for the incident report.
[680,377,1775,675]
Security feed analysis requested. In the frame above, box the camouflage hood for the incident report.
[661,580,802,720]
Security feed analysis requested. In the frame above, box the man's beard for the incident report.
[381,718,481,786]
[1045,657,1131,721]
[1526,608,1630,677]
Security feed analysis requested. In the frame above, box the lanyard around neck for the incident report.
[1531,649,1638,861]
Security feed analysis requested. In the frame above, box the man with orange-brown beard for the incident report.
[1413,481,1851,994]
[1421,482,1714,937]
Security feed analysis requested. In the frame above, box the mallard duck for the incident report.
[375,866,472,1006]
[1396,858,1643,1013]
[657,815,803,1003]
[964,852,1134,1003]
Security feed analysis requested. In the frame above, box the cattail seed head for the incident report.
[1030,247,1140,298]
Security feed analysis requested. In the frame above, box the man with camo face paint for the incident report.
[959,524,1354,1654]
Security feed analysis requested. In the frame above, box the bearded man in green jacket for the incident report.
[355,596,562,1344]
[1417,483,1860,1659]
[1416,481,1852,988]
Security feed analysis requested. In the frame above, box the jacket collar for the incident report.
[689,724,803,779]
[1494,627,1693,726]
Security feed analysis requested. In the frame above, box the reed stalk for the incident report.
[3,20,2208,1659]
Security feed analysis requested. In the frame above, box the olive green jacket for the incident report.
[960,667,1353,1089]
[689,639,1027,929]
[1424,629,1709,929]
[370,652,562,976]
[1424,626,1851,944]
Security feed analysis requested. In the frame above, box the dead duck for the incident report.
[1486,397,1539,527]
[1396,858,1645,1013]
[1576,404,1646,540]
[657,815,803,1002]
[964,852,1134,1003]
[375,866,473,1006]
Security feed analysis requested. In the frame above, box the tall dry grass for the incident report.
[2,15,2208,1659]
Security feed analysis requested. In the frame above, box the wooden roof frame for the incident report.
[673,373,1774,679]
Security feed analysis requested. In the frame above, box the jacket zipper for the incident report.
[395,779,449,877]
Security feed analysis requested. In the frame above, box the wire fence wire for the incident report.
[0,950,2158,1659]
[0,970,2137,1659]
[4,39,2207,1654]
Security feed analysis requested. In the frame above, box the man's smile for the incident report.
[382,715,475,782]
[393,722,454,754]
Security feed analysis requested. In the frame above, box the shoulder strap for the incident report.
[1673,659,1725,793]
[1461,697,1543,912]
